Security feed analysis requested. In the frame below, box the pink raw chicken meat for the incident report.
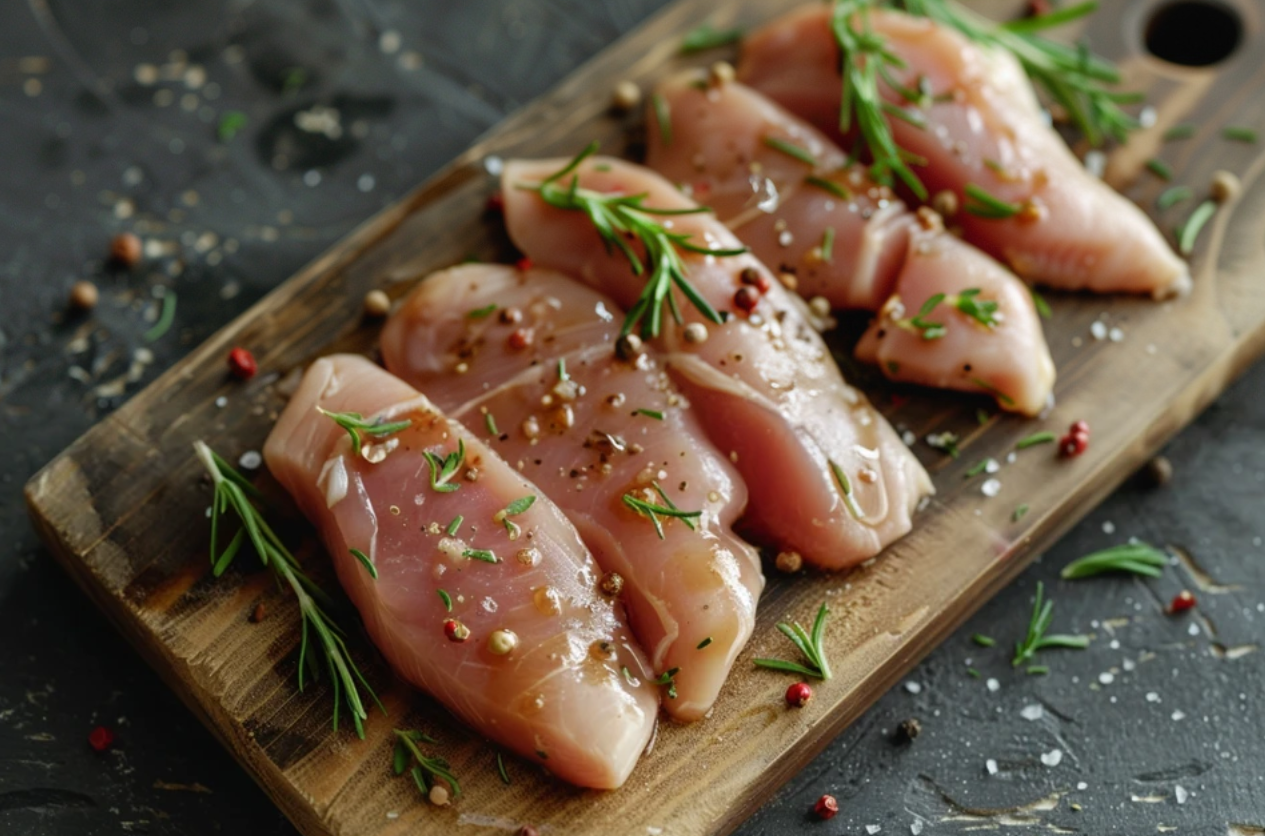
[645,72,1054,414]
[738,5,1190,298]
[501,155,932,569]
[381,263,763,721]
[856,222,1055,416]
[263,354,658,789]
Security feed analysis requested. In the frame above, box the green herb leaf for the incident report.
[1178,200,1217,255]
[422,439,465,493]
[1060,542,1168,579]
[829,458,865,519]
[1223,126,1257,143]
[652,93,672,147]
[1016,431,1056,450]
[634,408,664,420]
[804,175,852,200]
[680,23,744,53]
[1156,185,1193,211]
[1145,158,1172,180]
[484,412,499,436]
[753,603,832,680]
[143,291,177,342]
[697,637,713,650]
[1163,123,1196,141]
[496,751,511,785]
[654,667,681,700]
[217,111,248,143]
[1011,581,1090,667]
[349,548,378,580]
[1013,503,1030,522]
[393,729,460,798]
[438,589,453,612]
[467,303,497,319]
[971,377,1016,406]
[317,408,413,458]
[820,226,836,263]
[964,458,991,478]
[1026,664,1050,675]
[1030,286,1052,320]
[972,633,995,647]
[503,495,536,517]
[964,183,1023,219]
[445,515,463,536]
[462,548,499,564]
[762,135,818,167]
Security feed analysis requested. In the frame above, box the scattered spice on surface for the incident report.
[1210,170,1241,203]
[894,717,921,743]
[444,619,470,643]
[1169,589,1196,614]
[931,189,959,219]
[785,681,813,707]
[1144,455,1173,486]
[88,726,115,752]
[814,794,839,820]
[753,603,832,680]
[69,280,99,310]
[610,80,641,112]
[109,232,143,268]
[363,290,391,317]
[249,602,266,623]
[514,257,533,272]
[775,550,803,574]
[227,347,257,380]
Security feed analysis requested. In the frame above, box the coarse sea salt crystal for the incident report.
[986,758,999,775]
[1109,327,1125,343]
[981,478,1001,497]
[1175,785,1188,805]
[238,450,262,470]
[866,826,881,835]
[1147,692,1161,703]
[1041,749,1063,767]
[910,821,924,836]
[1172,710,1186,721]
[1077,781,1088,791]
[1020,704,1043,721]
[1102,521,1116,534]
[986,677,1000,693]
[1188,622,1201,636]
[1099,672,1114,685]
[1091,321,1108,340]
[905,681,922,695]
[985,458,1001,474]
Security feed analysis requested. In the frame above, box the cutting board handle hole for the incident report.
[1144,0,1242,66]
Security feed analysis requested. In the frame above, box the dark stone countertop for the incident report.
[1,1,1261,834]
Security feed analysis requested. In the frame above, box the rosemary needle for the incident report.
[1156,185,1193,211]
[1178,200,1217,256]
[762,135,819,167]
[679,23,743,54]
[393,729,461,798]
[1012,581,1090,667]
[753,603,832,680]
[1145,158,1172,181]
[1060,542,1168,579]
[1015,431,1056,450]
[193,440,383,738]
[143,291,177,342]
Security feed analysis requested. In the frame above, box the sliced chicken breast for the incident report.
[263,354,657,788]
[381,263,763,721]
[501,156,932,569]
[739,4,1190,298]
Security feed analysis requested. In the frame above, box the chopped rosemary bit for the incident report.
[651,482,696,531]
[463,548,499,564]
[762,135,819,166]
[496,751,511,785]
[1012,581,1090,667]
[621,665,635,685]
[1156,185,1193,211]
[467,303,497,319]
[1027,664,1050,675]
[393,729,461,798]
[445,515,463,536]
[901,293,947,339]
[349,548,378,580]
[953,288,1001,328]
[634,408,664,420]
[964,458,991,478]
[1013,503,1030,522]
[557,358,569,382]
[438,589,453,612]
[652,93,672,146]
[317,408,412,458]
[622,491,702,539]
[829,458,865,519]
[1030,286,1052,320]
[1060,541,1168,579]
[976,408,991,426]
[821,226,836,263]
[804,175,852,200]
[697,637,713,650]
[484,412,499,436]
[217,110,248,142]
[972,633,995,647]
[519,142,743,338]
[964,183,1023,219]
[1223,126,1257,143]
[970,377,1016,406]
[143,291,177,342]
[966,667,981,678]
[194,441,383,738]
[1163,123,1196,141]
[1178,200,1217,255]
[927,432,961,459]
[422,439,465,493]
[1145,158,1172,180]
[680,23,744,53]
[753,603,832,680]
[654,667,681,700]
[498,494,536,538]
[1015,431,1056,450]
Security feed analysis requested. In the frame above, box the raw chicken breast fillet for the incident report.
[263,354,657,789]
[646,71,1054,413]
[739,5,1190,298]
[502,156,932,569]
[381,263,763,721]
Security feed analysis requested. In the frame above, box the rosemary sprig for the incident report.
[423,439,465,493]
[1012,581,1090,667]
[349,548,378,580]
[497,494,536,538]
[753,603,832,680]
[829,459,865,519]
[1060,541,1168,579]
[519,142,745,338]
[953,288,1001,327]
[680,23,744,53]
[194,440,382,738]
[654,667,681,700]
[392,729,461,798]
[763,135,819,166]
[964,183,1022,219]
[622,490,702,539]
[317,408,412,458]
[901,0,1140,147]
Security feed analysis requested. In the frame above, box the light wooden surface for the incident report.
[24,0,1265,834]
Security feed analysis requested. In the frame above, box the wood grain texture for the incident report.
[23,0,1265,834]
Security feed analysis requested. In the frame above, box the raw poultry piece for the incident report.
[263,354,658,789]
[501,154,932,569]
[738,4,1190,298]
[381,263,763,721]
[645,71,1055,414]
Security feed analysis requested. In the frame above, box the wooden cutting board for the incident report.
[24,0,1265,834]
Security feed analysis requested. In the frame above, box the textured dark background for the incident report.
[1,1,1262,834]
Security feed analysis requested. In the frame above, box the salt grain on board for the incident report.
[1175,785,1188,805]
[904,681,922,695]
[1020,704,1043,721]
[986,758,999,775]
[1040,749,1063,767]
[986,677,1000,693]
[1172,710,1186,721]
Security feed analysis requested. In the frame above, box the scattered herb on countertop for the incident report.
[393,729,461,798]
[680,23,744,53]
[652,93,672,146]
[1015,431,1056,450]
[1156,185,1193,211]
[1060,541,1168,579]
[1012,581,1090,667]
[972,633,995,647]
[1163,123,1195,141]
[1178,200,1217,255]
[1222,126,1257,143]
[1145,158,1172,180]
[753,603,833,680]
[217,111,248,142]
[496,751,511,785]
[143,291,177,342]
[1013,503,1030,522]
[194,440,382,737]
